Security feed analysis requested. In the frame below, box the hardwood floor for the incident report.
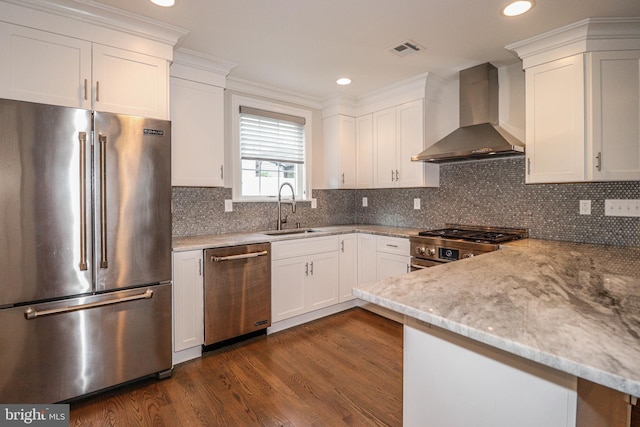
[70,308,403,426]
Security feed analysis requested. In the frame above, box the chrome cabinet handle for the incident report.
[396,170,399,181]
[305,262,309,276]
[220,165,224,180]
[341,240,344,253]
[341,173,345,184]
[24,290,153,320]
[391,170,394,182]
[527,158,531,175]
[96,80,100,102]
[596,152,602,171]
[99,134,108,269]
[406,264,410,273]
[386,244,398,248]
[310,261,314,275]
[198,258,202,276]
[211,250,268,262]
[83,79,88,101]
[79,132,88,271]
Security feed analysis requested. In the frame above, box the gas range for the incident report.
[410,225,528,269]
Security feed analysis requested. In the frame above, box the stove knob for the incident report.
[415,246,426,255]
[463,253,475,259]
[427,248,436,256]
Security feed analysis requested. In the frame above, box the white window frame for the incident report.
[231,94,312,202]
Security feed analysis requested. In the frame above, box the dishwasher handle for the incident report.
[211,250,269,262]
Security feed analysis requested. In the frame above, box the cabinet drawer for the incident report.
[272,235,339,260]
[376,236,409,256]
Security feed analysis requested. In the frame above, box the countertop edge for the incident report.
[172,225,421,251]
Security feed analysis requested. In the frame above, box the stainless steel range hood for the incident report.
[412,63,525,163]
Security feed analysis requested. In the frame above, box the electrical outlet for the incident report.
[362,197,368,207]
[311,198,317,209]
[414,198,421,210]
[224,199,233,212]
[579,200,591,215]
[605,199,640,217]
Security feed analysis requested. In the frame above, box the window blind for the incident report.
[239,106,306,164]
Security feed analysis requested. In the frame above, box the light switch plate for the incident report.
[311,198,317,209]
[605,199,640,217]
[224,199,233,212]
[414,198,421,210]
[362,197,368,207]
[579,200,591,215]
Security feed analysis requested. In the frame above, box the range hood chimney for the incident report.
[412,62,525,163]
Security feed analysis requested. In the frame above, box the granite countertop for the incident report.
[353,238,640,397]
[172,224,422,251]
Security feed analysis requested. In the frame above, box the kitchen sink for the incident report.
[262,228,322,236]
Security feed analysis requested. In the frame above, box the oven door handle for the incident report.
[411,263,431,270]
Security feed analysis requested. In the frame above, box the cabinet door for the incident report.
[356,114,374,188]
[0,22,91,109]
[376,252,410,280]
[588,50,640,181]
[358,233,377,284]
[171,78,225,186]
[339,115,357,188]
[396,99,425,187]
[172,250,204,352]
[92,44,168,119]
[373,106,398,187]
[339,234,358,302]
[307,251,340,312]
[272,257,306,322]
[525,54,585,183]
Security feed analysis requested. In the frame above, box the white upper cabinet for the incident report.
[323,114,357,188]
[0,2,185,119]
[92,44,168,119]
[524,54,586,183]
[588,50,640,181]
[373,99,434,188]
[508,18,640,183]
[0,22,92,109]
[170,78,225,187]
[356,114,374,188]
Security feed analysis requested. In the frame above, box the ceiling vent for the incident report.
[387,40,425,57]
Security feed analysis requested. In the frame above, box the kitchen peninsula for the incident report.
[353,239,640,426]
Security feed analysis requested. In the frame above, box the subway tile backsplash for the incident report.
[173,157,640,247]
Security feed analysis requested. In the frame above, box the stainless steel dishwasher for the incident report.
[204,242,271,345]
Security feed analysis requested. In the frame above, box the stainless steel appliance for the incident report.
[204,243,271,345]
[0,98,172,403]
[410,225,528,270]
[412,63,525,163]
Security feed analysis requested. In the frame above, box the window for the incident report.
[232,96,312,201]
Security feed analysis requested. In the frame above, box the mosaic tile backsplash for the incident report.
[173,157,640,247]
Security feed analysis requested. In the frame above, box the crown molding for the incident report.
[225,76,324,110]
[1,0,189,47]
[506,17,640,68]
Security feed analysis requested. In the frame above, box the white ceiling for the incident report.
[93,0,640,101]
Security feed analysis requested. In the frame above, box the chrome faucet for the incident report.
[277,182,296,230]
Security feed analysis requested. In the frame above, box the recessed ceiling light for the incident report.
[150,0,175,7]
[502,0,534,17]
[336,78,352,86]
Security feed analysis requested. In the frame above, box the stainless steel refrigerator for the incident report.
[0,98,172,403]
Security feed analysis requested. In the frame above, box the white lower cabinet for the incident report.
[171,250,204,364]
[338,234,358,302]
[376,236,411,279]
[357,233,377,284]
[271,236,340,323]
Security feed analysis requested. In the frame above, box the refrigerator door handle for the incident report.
[99,134,108,269]
[79,131,88,271]
[24,289,154,320]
